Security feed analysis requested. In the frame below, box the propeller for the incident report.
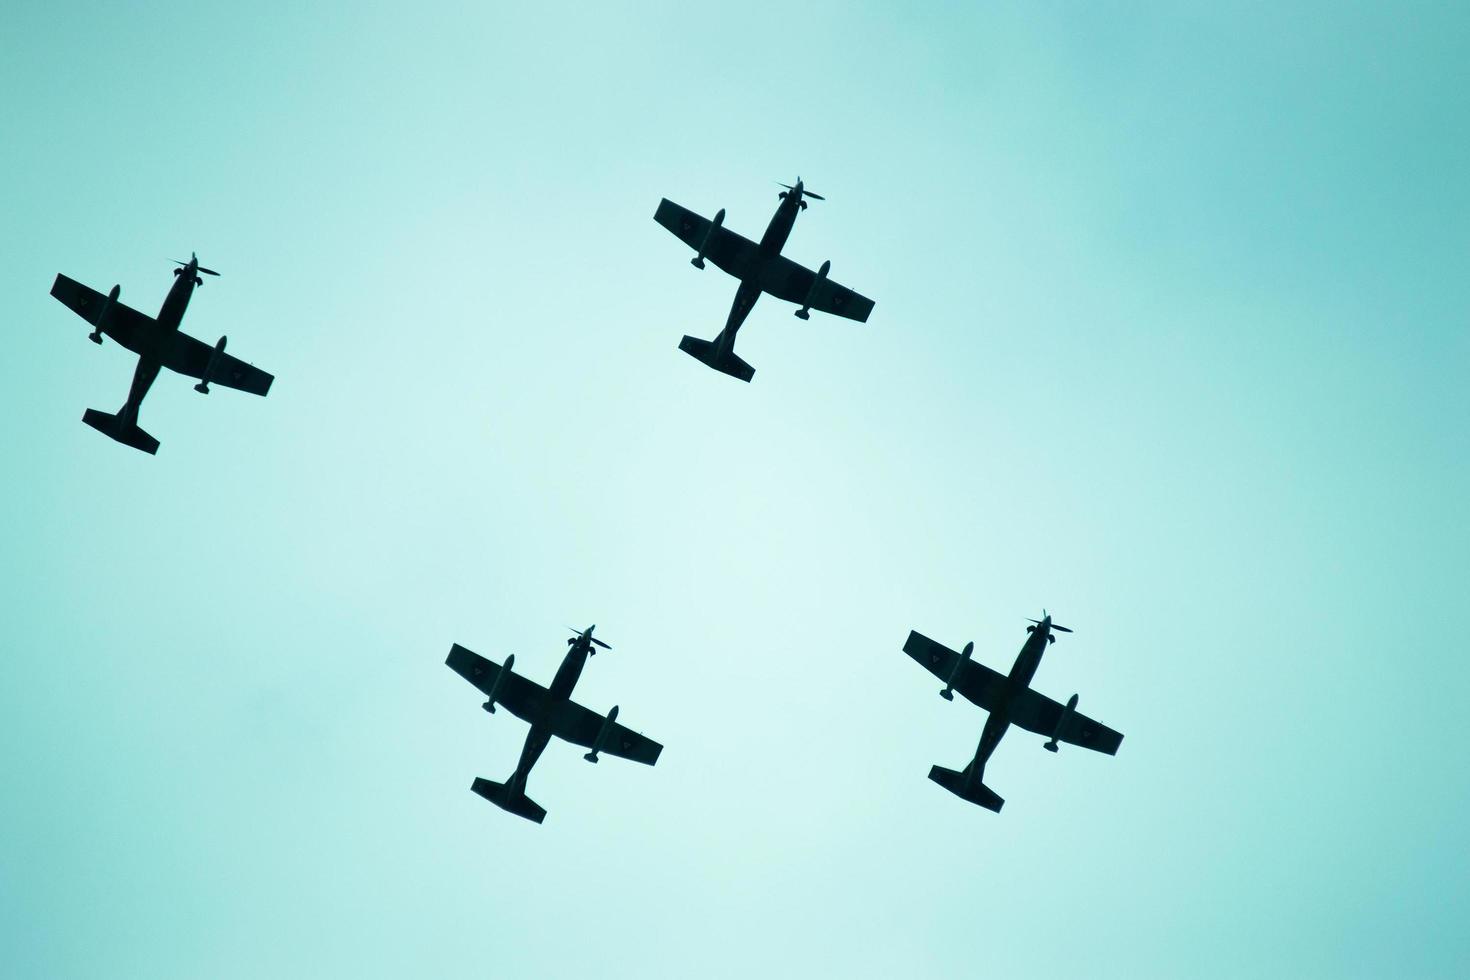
[777,178,825,201]
[1027,610,1074,634]
[170,253,220,276]
[566,626,612,651]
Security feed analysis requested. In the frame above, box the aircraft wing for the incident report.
[903,630,1008,711]
[758,256,874,323]
[654,199,760,279]
[446,644,548,724]
[551,699,663,766]
[1008,689,1124,755]
[50,274,157,351]
[162,332,274,396]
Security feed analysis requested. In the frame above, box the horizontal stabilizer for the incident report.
[470,777,546,824]
[928,765,1004,813]
[82,409,159,455]
[679,335,755,383]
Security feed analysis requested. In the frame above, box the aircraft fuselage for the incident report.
[119,264,198,422]
[716,189,806,345]
[547,639,592,700]
[157,265,197,333]
[969,623,1054,777]
[756,191,802,255]
[1006,627,1050,690]
[508,639,596,791]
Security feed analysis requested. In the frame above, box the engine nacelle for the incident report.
[940,640,974,701]
[584,704,619,763]
[1044,693,1078,752]
[194,335,227,394]
[90,284,120,344]
[481,653,515,714]
[794,260,830,320]
[691,208,725,269]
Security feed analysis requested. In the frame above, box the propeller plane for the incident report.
[446,625,663,824]
[49,253,273,454]
[654,178,875,382]
[903,612,1123,813]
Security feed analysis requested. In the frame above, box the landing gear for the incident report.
[88,331,103,344]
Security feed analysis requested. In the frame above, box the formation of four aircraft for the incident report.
[48,180,1123,824]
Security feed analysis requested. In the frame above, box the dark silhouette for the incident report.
[445,626,663,824]
[903,613,1123,813]
[654,178,875,382]
[49,254,273,454]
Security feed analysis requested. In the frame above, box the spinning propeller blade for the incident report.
[170,255,220,276]
[777,180,824,200]
[566,626,612,650]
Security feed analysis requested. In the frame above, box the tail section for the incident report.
[928,764,1005,813]
[679,334,755,383]
[82,409,159,455]
[470,777,546,824]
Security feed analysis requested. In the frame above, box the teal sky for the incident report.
[3,2,1467,977]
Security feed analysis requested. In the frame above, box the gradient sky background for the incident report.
[2,2,1467,977]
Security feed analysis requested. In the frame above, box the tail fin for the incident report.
[470,777,546,824]
[928,764,1004,813]
[82,409,159,455]
[679,334,755,382]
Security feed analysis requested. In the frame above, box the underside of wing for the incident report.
[50,274,157,351]
[902,631,1008,710]
[654,199,760,279]
[551,700,663,766]
[758,256,874,322]
[445,643,546,722]
[163,332,274,396]
[1008,689,1124,755]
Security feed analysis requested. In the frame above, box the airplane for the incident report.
[49,254,273,454]
[445,625,663,824]
[654,178,875,382]
[903,612,1123,813]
